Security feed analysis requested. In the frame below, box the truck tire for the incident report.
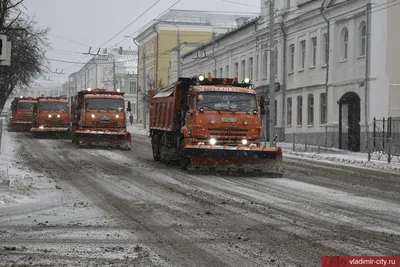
[151,134,161,161]
[179,137,191,170]
[160,134,170,164]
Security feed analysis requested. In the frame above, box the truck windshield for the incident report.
[196,92,257,112]
[85,98,124,111]
[18,102,35,110]
[39,102,69,112]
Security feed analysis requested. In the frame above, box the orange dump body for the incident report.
[149,77,283,175]
[31,97,70,137]
[9,97,37,131]
[71,89,131,150]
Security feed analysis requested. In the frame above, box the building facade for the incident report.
[181,0,400,152]
[69,48,138,119]
[135,9,258,124]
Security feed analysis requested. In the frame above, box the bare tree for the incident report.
[0,0,49,110]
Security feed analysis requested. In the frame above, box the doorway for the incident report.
[339,92,361,152]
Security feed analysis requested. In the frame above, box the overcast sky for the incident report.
[22,0,260,85]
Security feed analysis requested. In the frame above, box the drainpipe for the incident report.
[280,22,287,140]
[365,3,371,150]
[212,35,217,77]
[153,25,159,89]
[320,9,330,146]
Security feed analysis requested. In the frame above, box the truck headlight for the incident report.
[39,126,44,129]
[209,138,217,145]
[91,114,95,119]
[48,114,52,118]
[242,139,248,145]
[57,114,60,118]
[116,114,119,118]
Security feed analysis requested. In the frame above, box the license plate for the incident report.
[221,118,237,123]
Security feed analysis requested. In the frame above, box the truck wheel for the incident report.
[160,134,170,164]
[151,134,161,161]
[179,137,191,170]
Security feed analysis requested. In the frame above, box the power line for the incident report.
[111,0,183,48]
[98,0,162,49]
[221,0,260,8]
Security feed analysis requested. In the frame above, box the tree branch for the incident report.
[6,0,24,11]
[6,10,21,28]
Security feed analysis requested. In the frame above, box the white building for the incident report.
[181,0,400,152]
[70,48,138,117]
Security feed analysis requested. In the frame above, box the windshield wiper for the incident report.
[199,105,221,113]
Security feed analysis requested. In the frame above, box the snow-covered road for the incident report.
[1,131,399,266]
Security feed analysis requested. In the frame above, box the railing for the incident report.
[368,137,400,164]
[291,133,328,153]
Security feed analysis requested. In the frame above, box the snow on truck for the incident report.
[149,75,283,175]
[9,96,38,131]
[70,88,131,150]
[31,97,70,138]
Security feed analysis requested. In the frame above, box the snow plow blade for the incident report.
[31,127,69,132]
[183,145,283,175]
[74,130,131,150]
[9,122,32,132]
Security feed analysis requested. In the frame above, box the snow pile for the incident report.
[282,148,400,173]
[127,123,149,137]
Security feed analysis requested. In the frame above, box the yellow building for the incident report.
[135,10,257,125]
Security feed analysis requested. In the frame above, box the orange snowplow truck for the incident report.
[149,76,283,175]
[70,88,131,150]
[9,97,37,131]
[31,97,70,138]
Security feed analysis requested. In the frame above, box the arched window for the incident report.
[359,22,366,57]
[341,27,348,60]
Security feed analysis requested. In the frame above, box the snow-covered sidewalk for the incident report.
[127,123,149,137]
[276,142,400,173]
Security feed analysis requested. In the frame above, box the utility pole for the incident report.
[142,52,146,129]
[113,57,116,91]
[269,0,276,146]
[177,30,181,79]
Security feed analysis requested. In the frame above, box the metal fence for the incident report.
[369,117,400,163]
[291,133,332,153]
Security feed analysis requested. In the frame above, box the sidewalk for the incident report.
[276,142,400,173]
[127,123,149,136]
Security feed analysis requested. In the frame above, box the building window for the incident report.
[132,103,136,115]
[263,52,268,78]
[255,55,259,80]
[235,62,239,78]
[320,93,327,124]
[225,65,229,77]
[297,96,303,126]
[249,57,253,80]
[241,60,246,80]
[287,97,292,126]
[130,81,136,94]
[311,37,317,67]
[274,100,277,126]
[220,67,223,78]
[300,40,306,70]
[342,28,348,60]
[323,33,328,65]
[289,44,295,72]
[307,94,314,126]
[360,22,366,57]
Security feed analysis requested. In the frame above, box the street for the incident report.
[0,132,399,266]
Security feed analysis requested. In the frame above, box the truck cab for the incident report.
[71,88,131,149]
[31,97,70,138]
[9,97,38,131]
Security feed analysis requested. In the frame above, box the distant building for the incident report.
[135,9,258,124]
[71,48,138,120]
